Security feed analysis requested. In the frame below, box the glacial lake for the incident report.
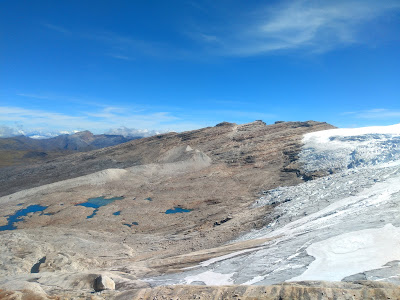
[0,204,48,231]
[124,221,139,227]
[75,196,124,219]
[165,207,192,214]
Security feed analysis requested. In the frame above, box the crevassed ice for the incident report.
[300,123,400,173]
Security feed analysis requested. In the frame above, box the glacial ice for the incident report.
[150,123,400,286]
[289,224,400,282]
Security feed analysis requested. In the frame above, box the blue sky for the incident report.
[1,0,400,137]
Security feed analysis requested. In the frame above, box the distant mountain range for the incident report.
[0,130,141,168]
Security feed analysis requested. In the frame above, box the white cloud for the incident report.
[106,127,163,137]
[0,105,199,138]
[40,1,400,59]
[0,125,74,139]
[0,126,22,137]
[194,0,400,55]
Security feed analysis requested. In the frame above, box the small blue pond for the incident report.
[0,205,48,231]
[113,211,121,216]
[165,207,192,214]
[124,222,138,227]
[75,196,124,219]
[145,197,152,201]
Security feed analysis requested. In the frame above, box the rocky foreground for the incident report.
[1,121,400,299]
[1,281,400,299]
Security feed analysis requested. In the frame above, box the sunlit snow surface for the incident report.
[149,124,400,286]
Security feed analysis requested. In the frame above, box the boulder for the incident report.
[94,275,115,292]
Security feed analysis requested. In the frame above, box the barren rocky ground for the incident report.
[5,120,396,299]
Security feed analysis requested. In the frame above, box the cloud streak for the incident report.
[0,106,183,136]
[43,22,190,60]
[343,109,400,120]
[43,23,71,35]
[107,54,134,61]
[41,1,400,59]
[0,103,280,138]
[193,0,400,55]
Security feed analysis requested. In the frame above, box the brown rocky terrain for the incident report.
[0,121,333,258]
[2,281,399,299]
[124,281,400,300]
[7,120,394,299]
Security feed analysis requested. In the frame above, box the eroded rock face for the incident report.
[94,275,115,291]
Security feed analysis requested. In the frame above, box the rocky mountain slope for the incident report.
[0,131,139,168]
[3,120,400,299]
[147,124,400,288]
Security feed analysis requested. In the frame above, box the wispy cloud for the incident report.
[16,92,120,108]
[343,108,400,119]
[198,33,219,43]
[213,100,254,106]
[43,23,71,35]
[89,31,195,60]
[16,93,52,100]
[0,105,195,137]
[192,0,400,55]
[41,1,400,59]
[42,22,188,60]
[0,103,278,137]
[89,32,162,57]
[107,54,134,61]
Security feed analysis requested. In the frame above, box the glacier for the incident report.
[150,123,400,286]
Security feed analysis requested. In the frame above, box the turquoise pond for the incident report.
[165,207,192,214]
[0,204,48,231]
[75,196,124,219]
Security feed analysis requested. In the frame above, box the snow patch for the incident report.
[289,224,400,282]
[184,247,263,270]
[184,271,234,285]
[242,275,265,285]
